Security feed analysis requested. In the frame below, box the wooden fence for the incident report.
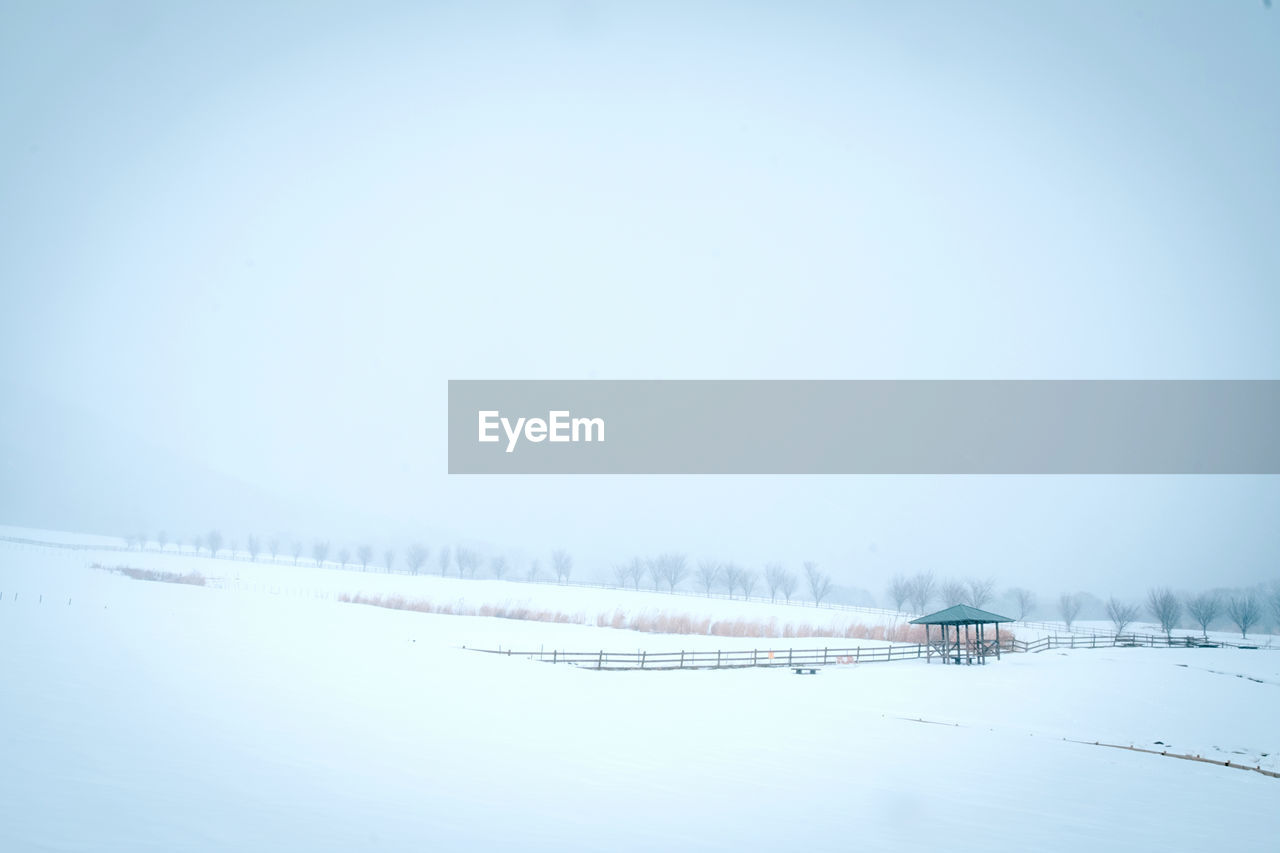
[473,642,973,670]
[1010,632,1268,652]
[472,631,1272,671]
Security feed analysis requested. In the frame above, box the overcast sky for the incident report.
[2,1,1278,600]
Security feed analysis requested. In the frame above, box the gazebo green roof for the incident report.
[909,604,1014,625]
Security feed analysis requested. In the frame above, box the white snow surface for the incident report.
[2,530,1278,852]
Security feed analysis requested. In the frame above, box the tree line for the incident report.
[884,570,1278,639]
[122,530,1278,635]
[121,531,841,605]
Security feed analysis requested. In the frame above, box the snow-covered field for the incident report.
[0,526,923,650]
[2,529,1278,852]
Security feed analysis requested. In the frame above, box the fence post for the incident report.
[641,651,646,669]
[717,649,721,668]
[597,650,603,669]
[823,647,828,665]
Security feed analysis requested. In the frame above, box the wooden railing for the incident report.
[471,632,1274,671]
[473,644,928,669]
[470,641,987,670]
[1010,633,1270,652]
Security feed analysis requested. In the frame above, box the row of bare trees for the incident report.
[1100,586,1271,639]
[884,573,1279,639]
[885,573,1003,615]
[125,531,579,584]
[124,530,1280,634]
[609,556,834,605]
[134,530,842,604]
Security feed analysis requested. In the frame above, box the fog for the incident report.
[3,1,1278,600]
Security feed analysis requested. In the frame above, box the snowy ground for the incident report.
[0,527,923,649]
[2,530,1278,851]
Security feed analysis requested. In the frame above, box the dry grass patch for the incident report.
[341,595,992,644]
[339,593,589,626]
[91,563,206,586]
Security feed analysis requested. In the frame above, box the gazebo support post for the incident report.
[995,622,1001,660]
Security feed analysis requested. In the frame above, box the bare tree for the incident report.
[1007,587,1036,621]
[966,577,996,609]
[406,544,428,575]
[229,539,239,559]
[383,548,395,573]
[940,579,967,607]
[246,535,261,562]
[765,563,786,603]
[356,544,374,572]
[625,557,645,590]
[291,540,303,566]
[658,552,688,592]
[804,562,832,606]
[722,563,743,599]
[456,548,479,578]
[337,547,351,569]
[526,559,541,582]
[646,557,664,591]
[612,562,632,588]
[438,546,452,576]
[740,569,758,599]
[1146,587,1182,640]
[268,538,280,562]
[696,560,720,596]
[906,572,936,613]
[206,530,223,559]
[551,549,573,584]
[191,535,204,557]
[1226,593,1261,638]
[1105,597,1140,635]
[490,555,508,580]
[887,574,911,611]
[1058,593,1082,629]
[779,569,798,603]
[1185,591,1222,639]
[312,540,330,568]
[156,531,169,552]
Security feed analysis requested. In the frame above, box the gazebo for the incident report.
[910,604,1014,665]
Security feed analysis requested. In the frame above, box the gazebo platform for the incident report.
[910,604,1014,665]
